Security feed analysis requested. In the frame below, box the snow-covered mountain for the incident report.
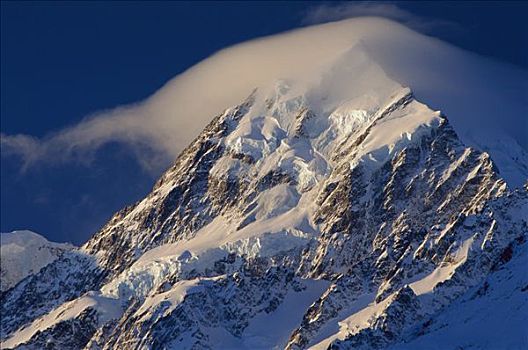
[0,230,74,292]
[1,18,527,350]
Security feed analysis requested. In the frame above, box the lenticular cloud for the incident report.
[2,17,526,184]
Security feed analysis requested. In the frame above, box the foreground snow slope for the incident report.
[1,18,527,350]
[0,230,74,292]
[389,242,528,350]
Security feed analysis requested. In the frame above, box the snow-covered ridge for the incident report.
[1,291,121,349]
[0,230,75,292]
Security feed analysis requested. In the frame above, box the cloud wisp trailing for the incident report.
[302,1,459,33]
[1,17,526,185]
[1,103,172,173]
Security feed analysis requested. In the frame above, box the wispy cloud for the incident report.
[1,103,173,174]
[1,16,524,183]
[0,7,460,175]
[302,1,459,33]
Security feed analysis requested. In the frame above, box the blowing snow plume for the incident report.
[2,17,527,185]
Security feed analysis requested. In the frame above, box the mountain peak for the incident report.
[2,82,526,348]
[1,17,527,350]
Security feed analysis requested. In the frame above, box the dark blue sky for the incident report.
[1,1,527,244]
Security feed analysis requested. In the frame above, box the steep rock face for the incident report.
[288,189,527,349]
[1,79,526,350]
[284,119,521,349]
[13,308,99,350]
[0,251,102,340]
[83,93,256,275]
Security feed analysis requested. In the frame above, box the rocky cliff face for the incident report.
[1,78,526,349]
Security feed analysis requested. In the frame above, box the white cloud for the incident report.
[302,2,459,33]
[1,17,526,184]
